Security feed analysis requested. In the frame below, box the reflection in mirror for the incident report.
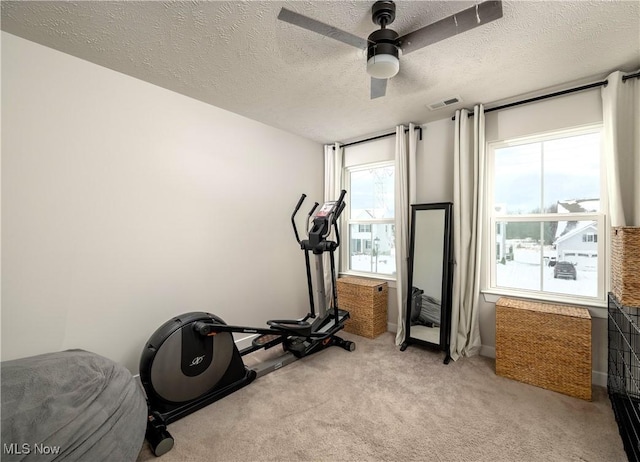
[401,203,453,364]
[410,210,444,344]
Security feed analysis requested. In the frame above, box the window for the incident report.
[486,126,605,304]
[344,162,395,277]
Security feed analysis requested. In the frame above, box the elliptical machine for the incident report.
[140,190,354,456]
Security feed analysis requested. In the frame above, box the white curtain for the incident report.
[602,70,640,227]
[323,143,344,313]
[395,123,418,346]
[450,105,484,360]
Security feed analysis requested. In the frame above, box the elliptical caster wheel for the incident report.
[344,341,356,352]
[149,431,174,457]
[146,415,175,457]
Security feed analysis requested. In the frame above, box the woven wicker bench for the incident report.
[495,297,592,400]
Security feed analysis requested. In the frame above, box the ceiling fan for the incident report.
[278,1,503,99]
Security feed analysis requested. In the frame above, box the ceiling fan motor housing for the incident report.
[367,28,399,61]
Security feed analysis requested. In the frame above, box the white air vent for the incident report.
[427,96,462,111]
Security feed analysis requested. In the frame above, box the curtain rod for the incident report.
[332,126,423,150]
[451,80,608,120]
[622,71,640,82]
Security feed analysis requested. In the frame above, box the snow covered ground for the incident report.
[497,248,597,297]
[351,253,395,275]
[350,247,597,298]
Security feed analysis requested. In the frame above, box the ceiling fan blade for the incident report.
[371,78,387,99]
[398,0,503,55]
[278,8,368,49]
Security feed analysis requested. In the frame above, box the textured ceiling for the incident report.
[2,1,639,144]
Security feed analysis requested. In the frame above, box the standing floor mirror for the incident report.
[400,202,453,364]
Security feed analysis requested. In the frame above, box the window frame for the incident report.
[483,124,608,309]
[341,160,396,281]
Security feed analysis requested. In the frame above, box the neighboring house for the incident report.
[350,223,373,254]
[350,208,394,256]
[555,198,599,238]
[554,199,599,270]
[494,204,507,261]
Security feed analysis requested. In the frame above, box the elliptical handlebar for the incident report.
[291,194,306,244]
[334,189,347,214]
[327,189,347,243]
[335,201,346,220]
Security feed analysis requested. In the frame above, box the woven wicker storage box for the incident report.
[495,297,592,400]
[612,227,640,307]
[336,277,388,339]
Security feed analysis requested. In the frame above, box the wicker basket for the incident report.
[336,277,388,339]
[612,227,640,307]
[495,297,592,400]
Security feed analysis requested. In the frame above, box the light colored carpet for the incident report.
[137,332,626,462]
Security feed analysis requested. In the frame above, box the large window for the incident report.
[345,162,395,277]
[486,126,605,304]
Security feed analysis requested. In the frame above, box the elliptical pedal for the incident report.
[284,337,307,355]
[252,334,283,349]
[267,319,312,337]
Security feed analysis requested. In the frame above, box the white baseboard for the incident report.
[480,345,496,358]
[235,334,258,351]
[387,322,397,333]
[592,370,607,388]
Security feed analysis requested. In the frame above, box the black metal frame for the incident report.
[608,293,640,461]
[400,202,453,364]
[188,191,351,358]
[195,310,351,358]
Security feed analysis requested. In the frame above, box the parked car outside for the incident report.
[554,261,577,280]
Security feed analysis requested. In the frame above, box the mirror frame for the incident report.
[400,202,453,364]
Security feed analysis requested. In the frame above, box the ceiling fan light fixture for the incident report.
[366,27,400,79]
[367,53,399,79]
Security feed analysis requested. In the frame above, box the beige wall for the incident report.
[1,33,323,373]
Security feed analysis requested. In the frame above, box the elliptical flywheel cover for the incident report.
[140,312,235,404]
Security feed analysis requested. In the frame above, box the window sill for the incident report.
[339,271,397,289]
[481,289,607,319]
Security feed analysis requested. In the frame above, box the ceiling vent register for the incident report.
[427,96,462,110]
